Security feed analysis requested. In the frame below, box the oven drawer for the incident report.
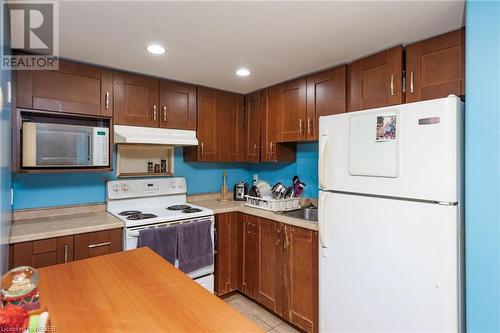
[194,274,214,293]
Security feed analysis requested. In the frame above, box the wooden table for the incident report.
[37,248,264,332]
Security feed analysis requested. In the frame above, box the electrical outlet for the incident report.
[253,174,258,183]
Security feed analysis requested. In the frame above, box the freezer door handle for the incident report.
[318,191,328,253]
[319,135,328,189]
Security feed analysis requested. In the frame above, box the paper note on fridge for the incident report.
[349,110,400,178]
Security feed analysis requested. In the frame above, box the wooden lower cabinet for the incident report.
[9,228,122,269]
[241,214,259,298]
[256,218,283,316]
[214,212,241,296]
[283,226,318,333]
[215,213,318,332]
[74,229,122,260]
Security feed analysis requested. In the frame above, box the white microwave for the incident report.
[22,122,109,167]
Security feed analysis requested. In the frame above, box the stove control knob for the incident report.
[171,182,177,189]
[121,184,129,191]
[112,184,120,192]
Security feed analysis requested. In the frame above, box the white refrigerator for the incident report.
[318,96,464,333]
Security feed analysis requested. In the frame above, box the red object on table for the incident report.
[0,305,29,332]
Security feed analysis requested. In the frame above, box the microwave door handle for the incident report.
[87,133,91,163]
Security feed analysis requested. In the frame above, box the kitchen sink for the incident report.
[278,208,318,222]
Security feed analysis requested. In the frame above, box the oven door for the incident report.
[125,216,215,273]
[125,217,215,292]
[22,122,93,167]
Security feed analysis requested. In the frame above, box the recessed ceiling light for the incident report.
[146,44,166,55]
[236,68,250,77]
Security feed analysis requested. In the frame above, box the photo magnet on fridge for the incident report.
[376,115,397,142]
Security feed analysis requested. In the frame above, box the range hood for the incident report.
[114,125,198,146]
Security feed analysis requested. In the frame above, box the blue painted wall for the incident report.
[465,1,500,332]
[0,3,12,275]
[13,143,319,209]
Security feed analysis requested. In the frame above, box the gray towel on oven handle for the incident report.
[177,219,213,274]
[138,225,178,265]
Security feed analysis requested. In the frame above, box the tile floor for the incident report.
[224,293,301,333]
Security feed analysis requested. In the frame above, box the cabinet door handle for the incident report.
[64,245,68,263]
[153,105,157,120]
[307,117,312,134]
[269,142,274,159]
[201,142,204,157]
[163,106,167,122]
[299,118,304,134]
[105,92,110,110]
[284,227,290,249]
[390,74,395,96]
[88,241,111,248]
[410,71,414,94]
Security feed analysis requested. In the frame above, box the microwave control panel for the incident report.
[92,127,109,166]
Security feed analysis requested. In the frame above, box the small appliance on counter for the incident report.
[233,182,248,201]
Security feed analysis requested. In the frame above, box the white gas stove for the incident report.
[106,177,215,292]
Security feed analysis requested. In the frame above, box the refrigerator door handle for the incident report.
[319,135,328,189]
[319,191,328,256]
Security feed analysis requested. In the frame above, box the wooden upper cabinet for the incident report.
[278,78,307,142]
[219,91,244,162]
[306,66,347,140]
[113,72,158,127]
[184,88,243,162]
[15,60,113,117]
[405,28,465,103]
[159,80,197,130]
[348,46,403,112]
[194,87,218,161]
[244,91,263,162]
[261,86,296,163]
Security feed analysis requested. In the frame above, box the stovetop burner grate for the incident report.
[167,205,192,211]
[182,208,203,214]
[126,213,158,220]
[119,210,142,216]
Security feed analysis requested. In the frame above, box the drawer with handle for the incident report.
[74,229,122,260]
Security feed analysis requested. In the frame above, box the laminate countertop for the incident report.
[10,211,123,244]
[191,199,319,231]
[37,247,264,333]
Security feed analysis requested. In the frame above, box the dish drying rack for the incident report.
[245,195,300,212]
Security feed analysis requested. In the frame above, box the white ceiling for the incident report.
[58,1,465,94]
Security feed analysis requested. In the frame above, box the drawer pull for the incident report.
[88,241,111,248]
[64,245,68,263]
